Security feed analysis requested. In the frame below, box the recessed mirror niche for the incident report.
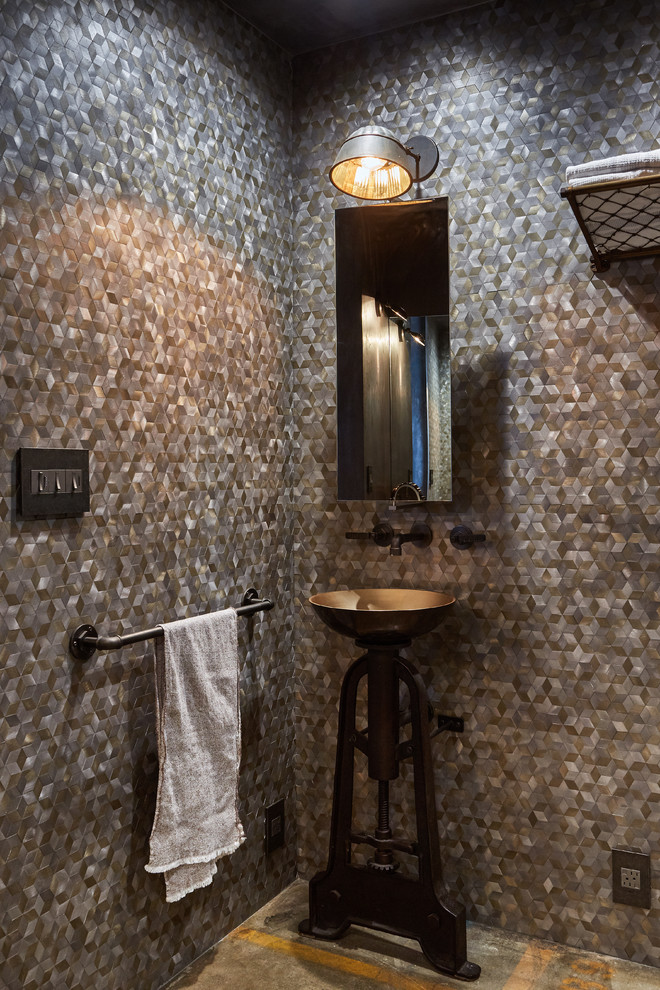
[336,197,451,502]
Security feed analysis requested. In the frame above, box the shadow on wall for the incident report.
[604,255,660,330]
[48,648,162,962]
[450,347,511,516]
[127,651,159,903]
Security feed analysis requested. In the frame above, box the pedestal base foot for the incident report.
[298,916,349,941]
[300,865,481,981]
[455,960,482,981]
[300,907,480,981]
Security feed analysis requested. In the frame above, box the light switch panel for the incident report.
[18,448,90,519]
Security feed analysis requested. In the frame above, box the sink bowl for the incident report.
[309,588,455,644]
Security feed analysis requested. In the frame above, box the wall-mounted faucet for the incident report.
[346,521,432,556]
[389,522,433,556]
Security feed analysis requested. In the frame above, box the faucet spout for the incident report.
[389,535,403,556]
[390,522,433,555]
[388,531,413,555]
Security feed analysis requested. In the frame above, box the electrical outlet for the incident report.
[621,868,641,890]
[612,849,651,908]
[265,799,285,855]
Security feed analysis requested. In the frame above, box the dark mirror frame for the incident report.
[335,197,451,503]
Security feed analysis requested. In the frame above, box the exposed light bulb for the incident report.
[358,156,388,171]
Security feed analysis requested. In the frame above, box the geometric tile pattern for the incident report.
[291,0,660,969]
[2,0,660,984]
[0,2,295,988]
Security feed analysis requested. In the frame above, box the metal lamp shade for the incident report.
[329,126,414,200]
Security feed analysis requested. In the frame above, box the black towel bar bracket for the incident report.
[69,588,274,661]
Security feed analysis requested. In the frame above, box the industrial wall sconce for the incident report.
[329,124,439,200]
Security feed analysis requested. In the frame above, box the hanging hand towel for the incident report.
[145,609,245,902]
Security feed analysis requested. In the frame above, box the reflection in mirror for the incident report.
[336,198,451,502]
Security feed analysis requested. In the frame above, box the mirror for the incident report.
[335,197,451,502]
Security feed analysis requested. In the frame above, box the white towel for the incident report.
[566,149,660,184]
[562,168,660,190]
[145,609,245,902]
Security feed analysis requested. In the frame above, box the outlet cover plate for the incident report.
[612,848,651,908]
[265,799,285,855]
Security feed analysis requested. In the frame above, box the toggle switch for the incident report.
[66,469,82,493]
[31,469,55,494]
[31,469,71,494]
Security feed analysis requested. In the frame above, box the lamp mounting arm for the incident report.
[405,135,439,183]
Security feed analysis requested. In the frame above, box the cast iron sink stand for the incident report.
[299,636,480,981]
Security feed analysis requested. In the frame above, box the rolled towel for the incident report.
[145,608,245,902]
[562,168,660,190]
[566,148,660,184]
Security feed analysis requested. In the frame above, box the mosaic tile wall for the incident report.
[0,2,296,988]
[291,0,660,967]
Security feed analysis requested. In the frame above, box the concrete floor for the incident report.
[167,880,659,990]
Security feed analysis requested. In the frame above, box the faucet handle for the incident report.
[450,525,486,549]
[345,523,394,547]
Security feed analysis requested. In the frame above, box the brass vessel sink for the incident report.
[309,588,455,643]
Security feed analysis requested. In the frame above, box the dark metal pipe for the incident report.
[69,589,274,661]
[366,650,399,781]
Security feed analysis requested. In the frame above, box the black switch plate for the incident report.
[17,448,90,519]
[612,848,651,909]
[265,799,285,855]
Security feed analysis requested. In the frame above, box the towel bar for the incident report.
[69,588,274,661]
